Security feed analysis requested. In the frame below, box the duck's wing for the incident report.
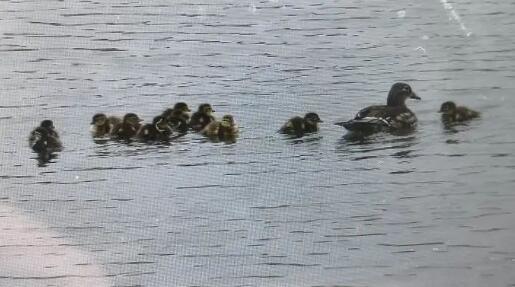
[354,105,392,120]
[335,105,391,131]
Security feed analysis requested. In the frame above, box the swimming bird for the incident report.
[137,115,172,141]
[280,112,323,137]
[162,102,191,121]
[111,113,143,140]
[28,120,63,153]
[166,109,189,134]
[202,114,239,140]
[335,82,420,133]
[90,113,121,137]
[190,103,216,131]
[439,101,479,123]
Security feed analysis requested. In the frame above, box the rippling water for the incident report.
[1,0,515,286]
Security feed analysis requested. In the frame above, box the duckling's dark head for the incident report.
[439,101,457,114]
[221,115,235,127]
[174,102,191,113]
[304,113,323,124]
[199,104,214,115]
[387,82,420,107]
[91,113,107,125]
[123,113,142,125]
[40,120,55,130]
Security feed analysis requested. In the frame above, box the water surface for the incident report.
[1,0,515,286]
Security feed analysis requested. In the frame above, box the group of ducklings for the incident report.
[89,103,239,141]
[29,82,480,155]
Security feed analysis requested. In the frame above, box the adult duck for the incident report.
[336,82,420,133]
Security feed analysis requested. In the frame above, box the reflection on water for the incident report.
[1,0,515,287]
[34,151,59,167]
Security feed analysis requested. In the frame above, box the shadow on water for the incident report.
[283,133,323,145]
[441,120,479,135]
[336,129,418,160]
[202,134,239,144]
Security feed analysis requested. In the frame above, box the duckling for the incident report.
[111,113,143,140]
[90,113,122,137]
[335,82,420,133]
[190,103,215,131]
[166,109,189,134]
[162,102,191,122]
[439,101,479,123]
[280,112,323,137]
[28,120,63,153]
[137,115,172,141]
[202,114,239,139]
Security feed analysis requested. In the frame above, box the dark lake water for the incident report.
[1,0,515,286]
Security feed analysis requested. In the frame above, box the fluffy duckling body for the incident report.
[111,113,143,140]
[29,120,63,153]
[336,82,420,133]
[162,102,191,122]
[202,115,239,139]
[190,104,216,132]
[166,109,189,134]
[90,113,121,137]
[439,101,479,123]
[280,113,323,137]
[137,115,172,141]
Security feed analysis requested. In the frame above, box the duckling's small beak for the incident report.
[318,119,324,123]
[410,92,421,100]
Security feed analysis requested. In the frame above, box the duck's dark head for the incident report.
[387,82,420,107]
[304,112,323,124]
[91,113,107,126]
[123,113,142,125]
[198,104,214,115]
[439,101,457,114]
[174,102,191,113]
[221,115,235,127]
[40,120,55,130]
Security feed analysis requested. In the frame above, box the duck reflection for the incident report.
[336,132,418,161]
